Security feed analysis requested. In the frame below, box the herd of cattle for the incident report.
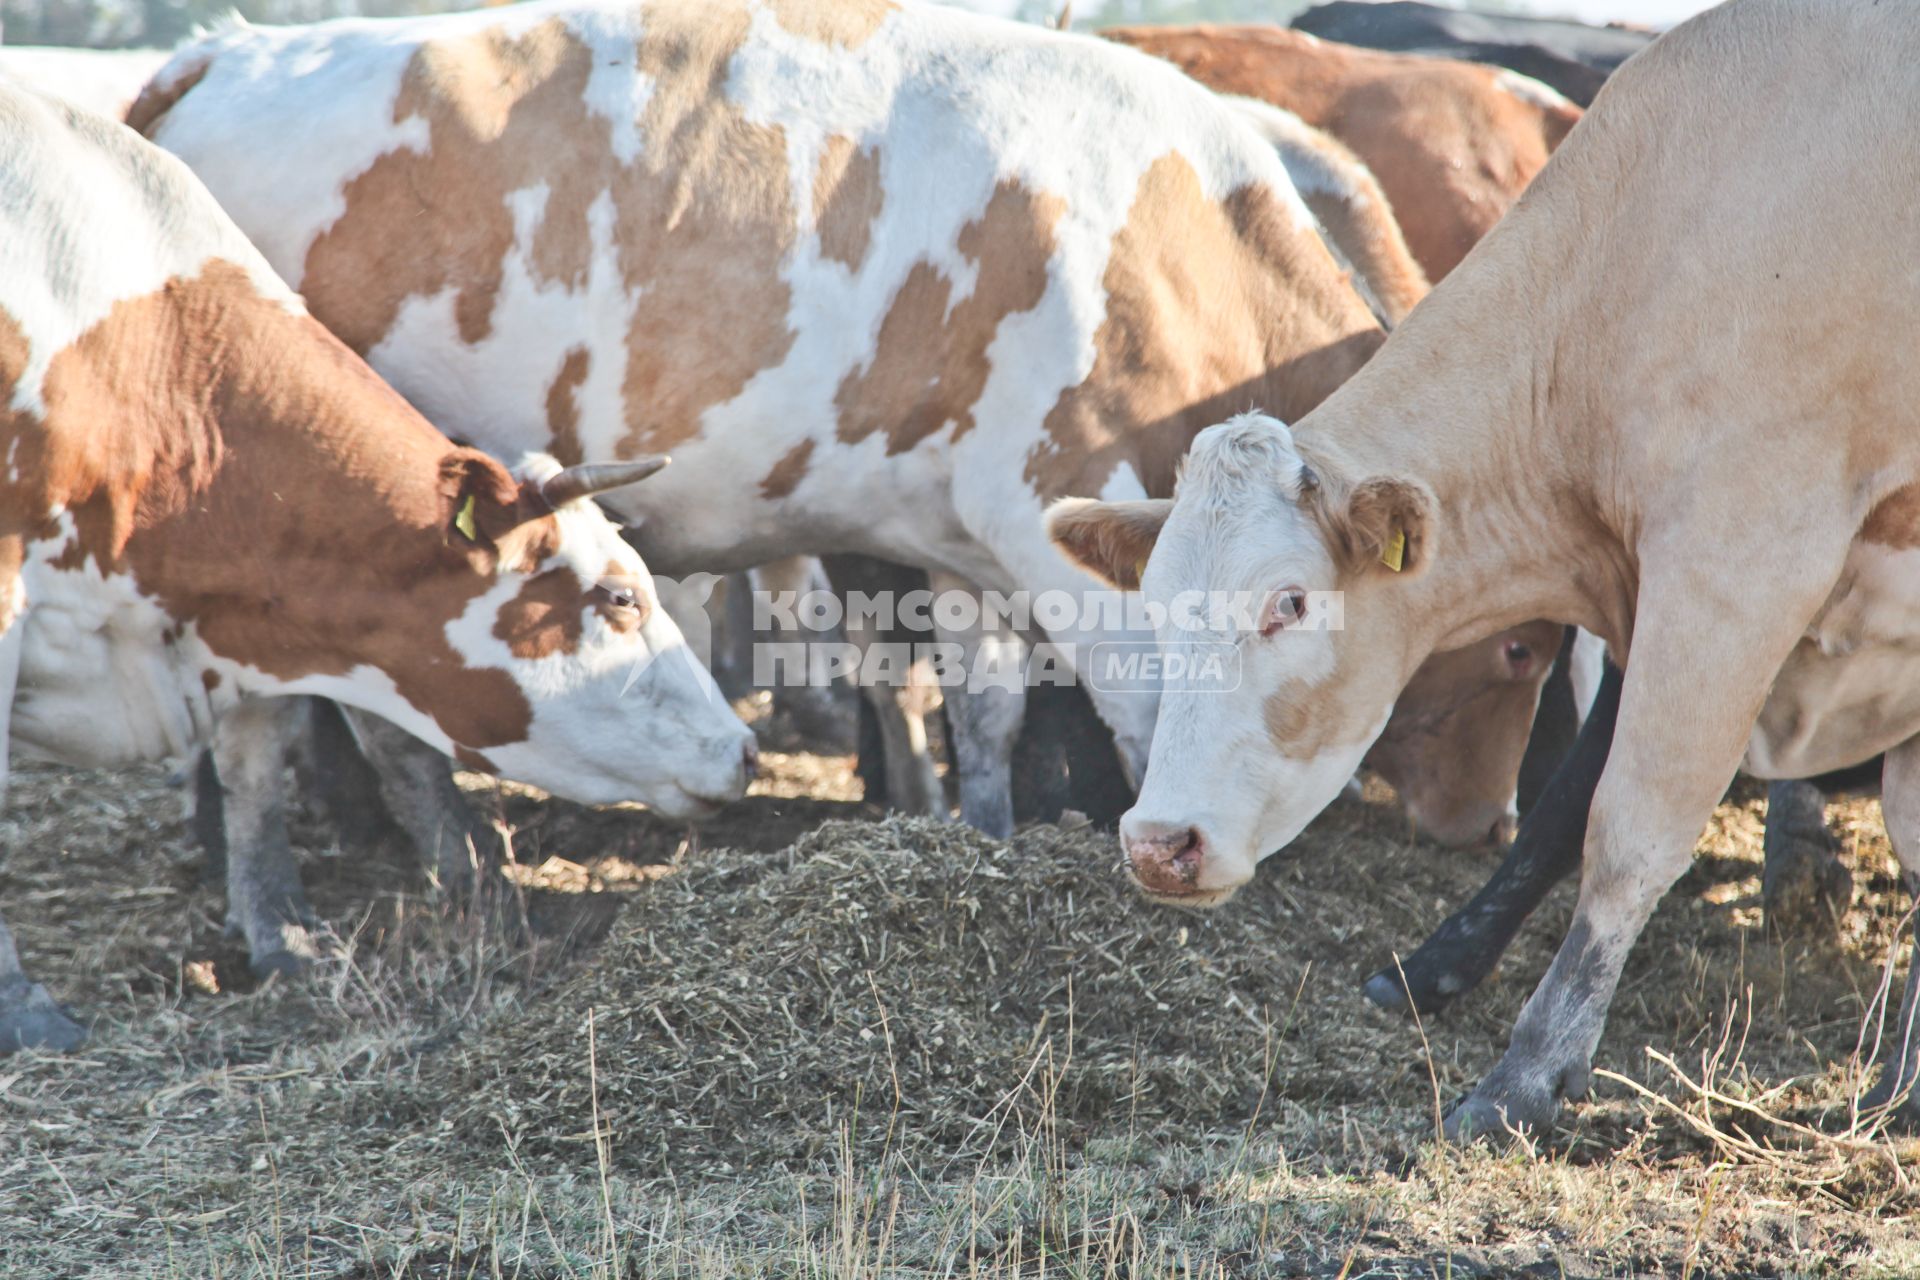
[0,0,1914,1146]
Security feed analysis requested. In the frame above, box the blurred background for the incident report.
[0,0,1718,56]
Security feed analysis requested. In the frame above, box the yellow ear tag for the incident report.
[455,494,478,542]
[1380,527,1406,573]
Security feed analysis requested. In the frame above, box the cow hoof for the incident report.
[1363,961,1470,1016]
[1442,1050,1586,1143]
[0,980,88,1055]
[1860,1063,1920,1129]
[959,804,1015,841]
[247,923,340,980]
[248,949,314,980]
[1443,1083,1560,1143]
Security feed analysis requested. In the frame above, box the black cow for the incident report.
[1292,1,1655,106]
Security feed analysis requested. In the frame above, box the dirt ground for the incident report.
[2,711,1918,1278]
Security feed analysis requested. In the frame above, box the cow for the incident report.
[0,80,756,1050]
[1102,24,1581,282]
[131,0,1568,852]
[1292,1,1654,107]
[0,46,169,120]
[1050,0,1920,1137]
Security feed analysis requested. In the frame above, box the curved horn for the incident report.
[540,456,669,507]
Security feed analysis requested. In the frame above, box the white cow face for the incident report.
[393,453,757,817]
[1048,414,1433,905]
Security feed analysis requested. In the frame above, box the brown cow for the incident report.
[1104,24,1581,281]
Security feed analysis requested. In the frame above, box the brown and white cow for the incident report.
[135,0,1555,843]
[0,81,754,1049]
[1052,0,1920,1137]
[1105,24,1580,281]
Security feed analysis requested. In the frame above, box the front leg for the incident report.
[1445,549,1840,1140]
[1366,660,1620,1014]
[1860,737,1920,1121]
[214,699,335,978]
[928,571,1027,838]
[338,707,501,902]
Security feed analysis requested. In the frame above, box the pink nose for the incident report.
[1125,823,1206,896]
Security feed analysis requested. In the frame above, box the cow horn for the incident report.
[540,456,669,507]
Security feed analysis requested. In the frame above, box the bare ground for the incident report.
[1,731,1917,1278]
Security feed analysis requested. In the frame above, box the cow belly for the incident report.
[11,574,219,769]
[1745,543,1920,778]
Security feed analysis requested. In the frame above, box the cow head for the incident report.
[1362,619,1562,847]
[1050,412,1483,905]
[385,449,756,816]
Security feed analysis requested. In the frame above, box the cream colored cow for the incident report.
[1053,0,1920,1137]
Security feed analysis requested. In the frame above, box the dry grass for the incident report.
[1,751,1917,1278]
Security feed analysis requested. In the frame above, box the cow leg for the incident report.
[755,556,854,749]
[0,918,84,1054]
[296,698,405,859]
[1514,626,1581,815]
[1861,738,1920,1122]
[828,554,944,816]
[187,749,228,886]
[1761,779,1852,935]
[1444,557,1830,1141]
[1366,659,1621,1015]
[338,708,501,901]
[0,618,85,1054]
[214,699,334,978]
[929,571,1026,838]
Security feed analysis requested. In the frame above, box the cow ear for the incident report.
[1325,474,1434,577]
[1047,497,1173,591]
[438,448,522,548]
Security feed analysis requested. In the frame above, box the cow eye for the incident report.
[1261,588,1309,636]
[596,583,641,612]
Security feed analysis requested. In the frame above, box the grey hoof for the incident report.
[1362,969,1412,1012]
[1442,1054,1586,1142]
[1444,1086,1557,1143]
[249,949,313,980]
[246,923,339,979]
[1861,1064,1920,1128]
[1362,963,1470,1015]
[0,980,87,1055]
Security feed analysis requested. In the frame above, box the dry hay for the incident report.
[384,816,1370,1177]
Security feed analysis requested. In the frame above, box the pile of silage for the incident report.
[393,814,1412,1176]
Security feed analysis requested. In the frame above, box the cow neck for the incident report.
[1290,218,1636,660]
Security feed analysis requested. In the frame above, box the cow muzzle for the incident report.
[1120,819,1243,907]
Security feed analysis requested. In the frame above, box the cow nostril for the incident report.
[1171,829,1204,874]
[742,739,762,779]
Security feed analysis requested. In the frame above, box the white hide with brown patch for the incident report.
[0,82,752,814]
[136,0,1362,801]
